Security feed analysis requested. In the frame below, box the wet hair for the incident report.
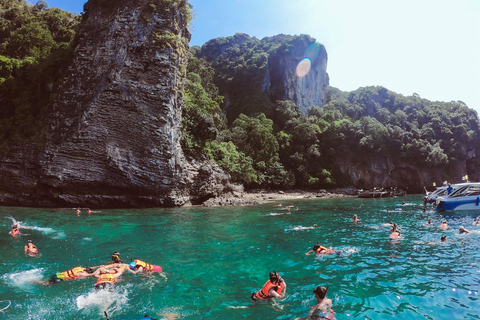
[12,224,18,229]
[313,286,328,299]
[312,243,320,251]
[441,235,447,242]
[85,266,94,274]
[28,239,33,243]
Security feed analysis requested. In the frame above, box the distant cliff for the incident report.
[195,33,329,121]
[0,0,231,207]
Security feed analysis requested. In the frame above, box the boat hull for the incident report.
[436,197,480,211]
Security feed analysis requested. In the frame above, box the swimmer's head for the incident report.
[12,224,18,229]
[112,251,122,263]
[269,271,281,283]
[441,235,447,242]
[312,243,320,251]
[85,266,94,274]
[27,239,33,243]
[130,262,136,270]
[313,286,328,299]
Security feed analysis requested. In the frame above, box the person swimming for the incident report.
[305,243,334,255]
[251,271,286,302]
[129,259,163,273]
[40,266,95,285]
[24,240,38,256]
[440,220,448,230]
[301,285,334,320]
[352,215,360,222]
[92,267,124,290]
[459,226,471,234]
[10,224,21,237]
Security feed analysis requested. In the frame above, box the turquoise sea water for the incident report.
[0,195,479,320]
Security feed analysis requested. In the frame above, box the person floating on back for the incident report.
[251,271,286,302]
[24,239,38,256]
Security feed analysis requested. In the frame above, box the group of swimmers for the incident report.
[9,222,164,292]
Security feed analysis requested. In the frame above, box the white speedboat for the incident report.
[424,183,469,205]
[435,183,480,211]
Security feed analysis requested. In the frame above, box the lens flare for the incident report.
[304,41,321,61]
[296,58,311,77]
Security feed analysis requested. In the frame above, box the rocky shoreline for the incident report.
[202,188,357,207]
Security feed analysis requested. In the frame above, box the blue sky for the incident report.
[29,0,480,115]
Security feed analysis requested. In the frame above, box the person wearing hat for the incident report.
[303,285,333,319]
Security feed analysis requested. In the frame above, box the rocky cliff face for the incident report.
[265,36,329,113]
[197,34,329,120]
[0,0,232,208]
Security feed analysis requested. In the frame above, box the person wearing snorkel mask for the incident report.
[38,266,95,285]
[251,271,286,301]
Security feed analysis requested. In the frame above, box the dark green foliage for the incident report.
[0,0,78,149]
[190,33,480,189]
[181,50,226,156]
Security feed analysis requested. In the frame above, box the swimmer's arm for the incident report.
[125,267,139,274]
[305,250,314,256]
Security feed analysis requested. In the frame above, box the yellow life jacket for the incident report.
[134,259,154,271]
[62,267,85,280]
[95,273,116,285]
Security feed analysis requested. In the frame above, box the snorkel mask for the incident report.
[111,251,122,263]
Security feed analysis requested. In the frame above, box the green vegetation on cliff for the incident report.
[185,34,480,189]
[0,0,79,147]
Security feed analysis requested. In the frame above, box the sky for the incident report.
[30,0,480,115]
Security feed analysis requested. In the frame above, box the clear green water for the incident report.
[1,195,479,320]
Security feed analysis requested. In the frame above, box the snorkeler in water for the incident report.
[24,240,38,256]
[92,267,125,290]
[251,271,286,302]
[305,243,334,255]
[39,266,95,285]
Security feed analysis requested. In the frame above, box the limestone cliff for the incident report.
[196,34,329,121]
[0,0,232,208]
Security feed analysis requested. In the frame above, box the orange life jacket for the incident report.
[133,259,155,271]
[95,273,116,285]
[61,267,85,280]
[254,280,286,300]
[12,228,21,237]
[25,243,38,254]
[316,246,333,254]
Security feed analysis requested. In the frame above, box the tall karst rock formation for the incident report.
[0,0,230,207]
[196,34,329,121]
